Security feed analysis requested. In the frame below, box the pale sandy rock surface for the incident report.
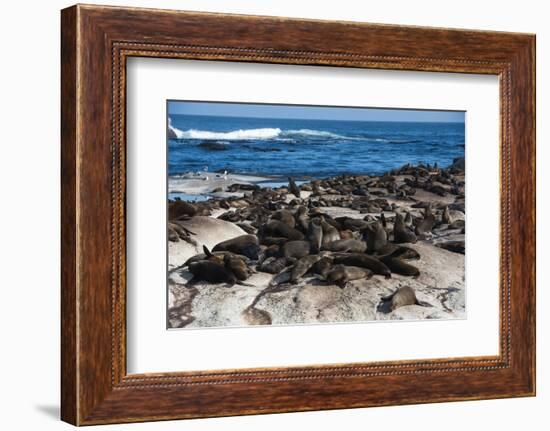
[167,168,466,329]
[168,219,465,329]
[168,216,246,270]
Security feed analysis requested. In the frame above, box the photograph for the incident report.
[166,101,466,329]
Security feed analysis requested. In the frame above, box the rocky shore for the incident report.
[167,159,466,329]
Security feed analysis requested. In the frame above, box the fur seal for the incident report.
[326,265,373,288]
[294,206,310,232]
[380,256,420,277]
[187,260,237,285]
[258,256,289,274]
[307,218,323,253]
[380,212,388,229]
[260,237,289,247]
[415,205,436,236]
[182,248,250,268]
[223,254,252,281]
[264,244,280,258]
[404,211,414,228]
[202,245,225,264]
[385,245,421,261]
[383,286,429,311]
[263,220,305,241]
[290,255,321,283]
[364,221,388,252]
[435,240,465,254]
[323,216,343,231]
[212,234,261,260]
[311,256,334,278]
[168,221,197,245]
[338,217,369,231]
[332,253,391,278]
[339,229,355,240]
[236,222,256,235]
[168,200,197,220]
[448,219,465,230]
[393,212,417,244]
[320,218,341,246]
[168,222,194,243]
[283,240,311,259]
[322,239,367,253]
[242,306,272,325]
[442,206,453,225]
[288,177,301,198]
[272,209,296,228]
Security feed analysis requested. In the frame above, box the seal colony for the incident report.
[168,159,466,328]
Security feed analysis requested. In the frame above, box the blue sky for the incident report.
[168,100,464,123]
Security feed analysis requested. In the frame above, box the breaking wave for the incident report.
[168,117,185,139]
[176,127,282,140]
[168,124,356,141]
[168,120,428,145]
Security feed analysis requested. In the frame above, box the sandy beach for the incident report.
[167,161,466,329]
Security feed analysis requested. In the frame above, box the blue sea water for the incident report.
[168,114,464,180]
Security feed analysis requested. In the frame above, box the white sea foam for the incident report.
[168,117,185,139]
[178,127,283,140]
[285,129,349,139]
[167,125,360,141]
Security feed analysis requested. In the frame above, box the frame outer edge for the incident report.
[61,5,79,426]
[504,35,536,396]
[61,5,536,425]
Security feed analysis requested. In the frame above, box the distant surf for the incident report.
[168,119,354,141]
[167,114,465,178]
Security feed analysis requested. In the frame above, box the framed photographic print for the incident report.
[61,4,536,425]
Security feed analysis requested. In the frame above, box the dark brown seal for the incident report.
[168,200,197,220]
[188,260,237,285]
[258,256,289,274]
[364,221,388,252]
[290,255,321,283]
[435,240,465,254]
[307,218,323,253]
[442,205,453,225]
[393,212,417,244]
[326,265,373,288]
[415,205,436,235]
[386,286,421,310]
[242,306,272,325]
[288,177,301,198]
[320,218,341,246]
[311,256,334,278]
[223,254,252,281]
[271,209,296,228]
[283,240,311,259]
[294,206,310,232]
[332,253,391,278]
[322,239,367,253]
[182,247,250,268]
[260,237,289,247]
[380,256,420,277]
[263,220,305,241]
[212,234,261,260]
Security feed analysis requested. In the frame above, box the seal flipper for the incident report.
[203,245,213,258]
[415,299,433,307]
[184,276,199,287]
[236,280,255,287]
[380,291,396,302]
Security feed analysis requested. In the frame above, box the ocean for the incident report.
[168,114,464,180]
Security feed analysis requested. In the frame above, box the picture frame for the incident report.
[61,4,535,425]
